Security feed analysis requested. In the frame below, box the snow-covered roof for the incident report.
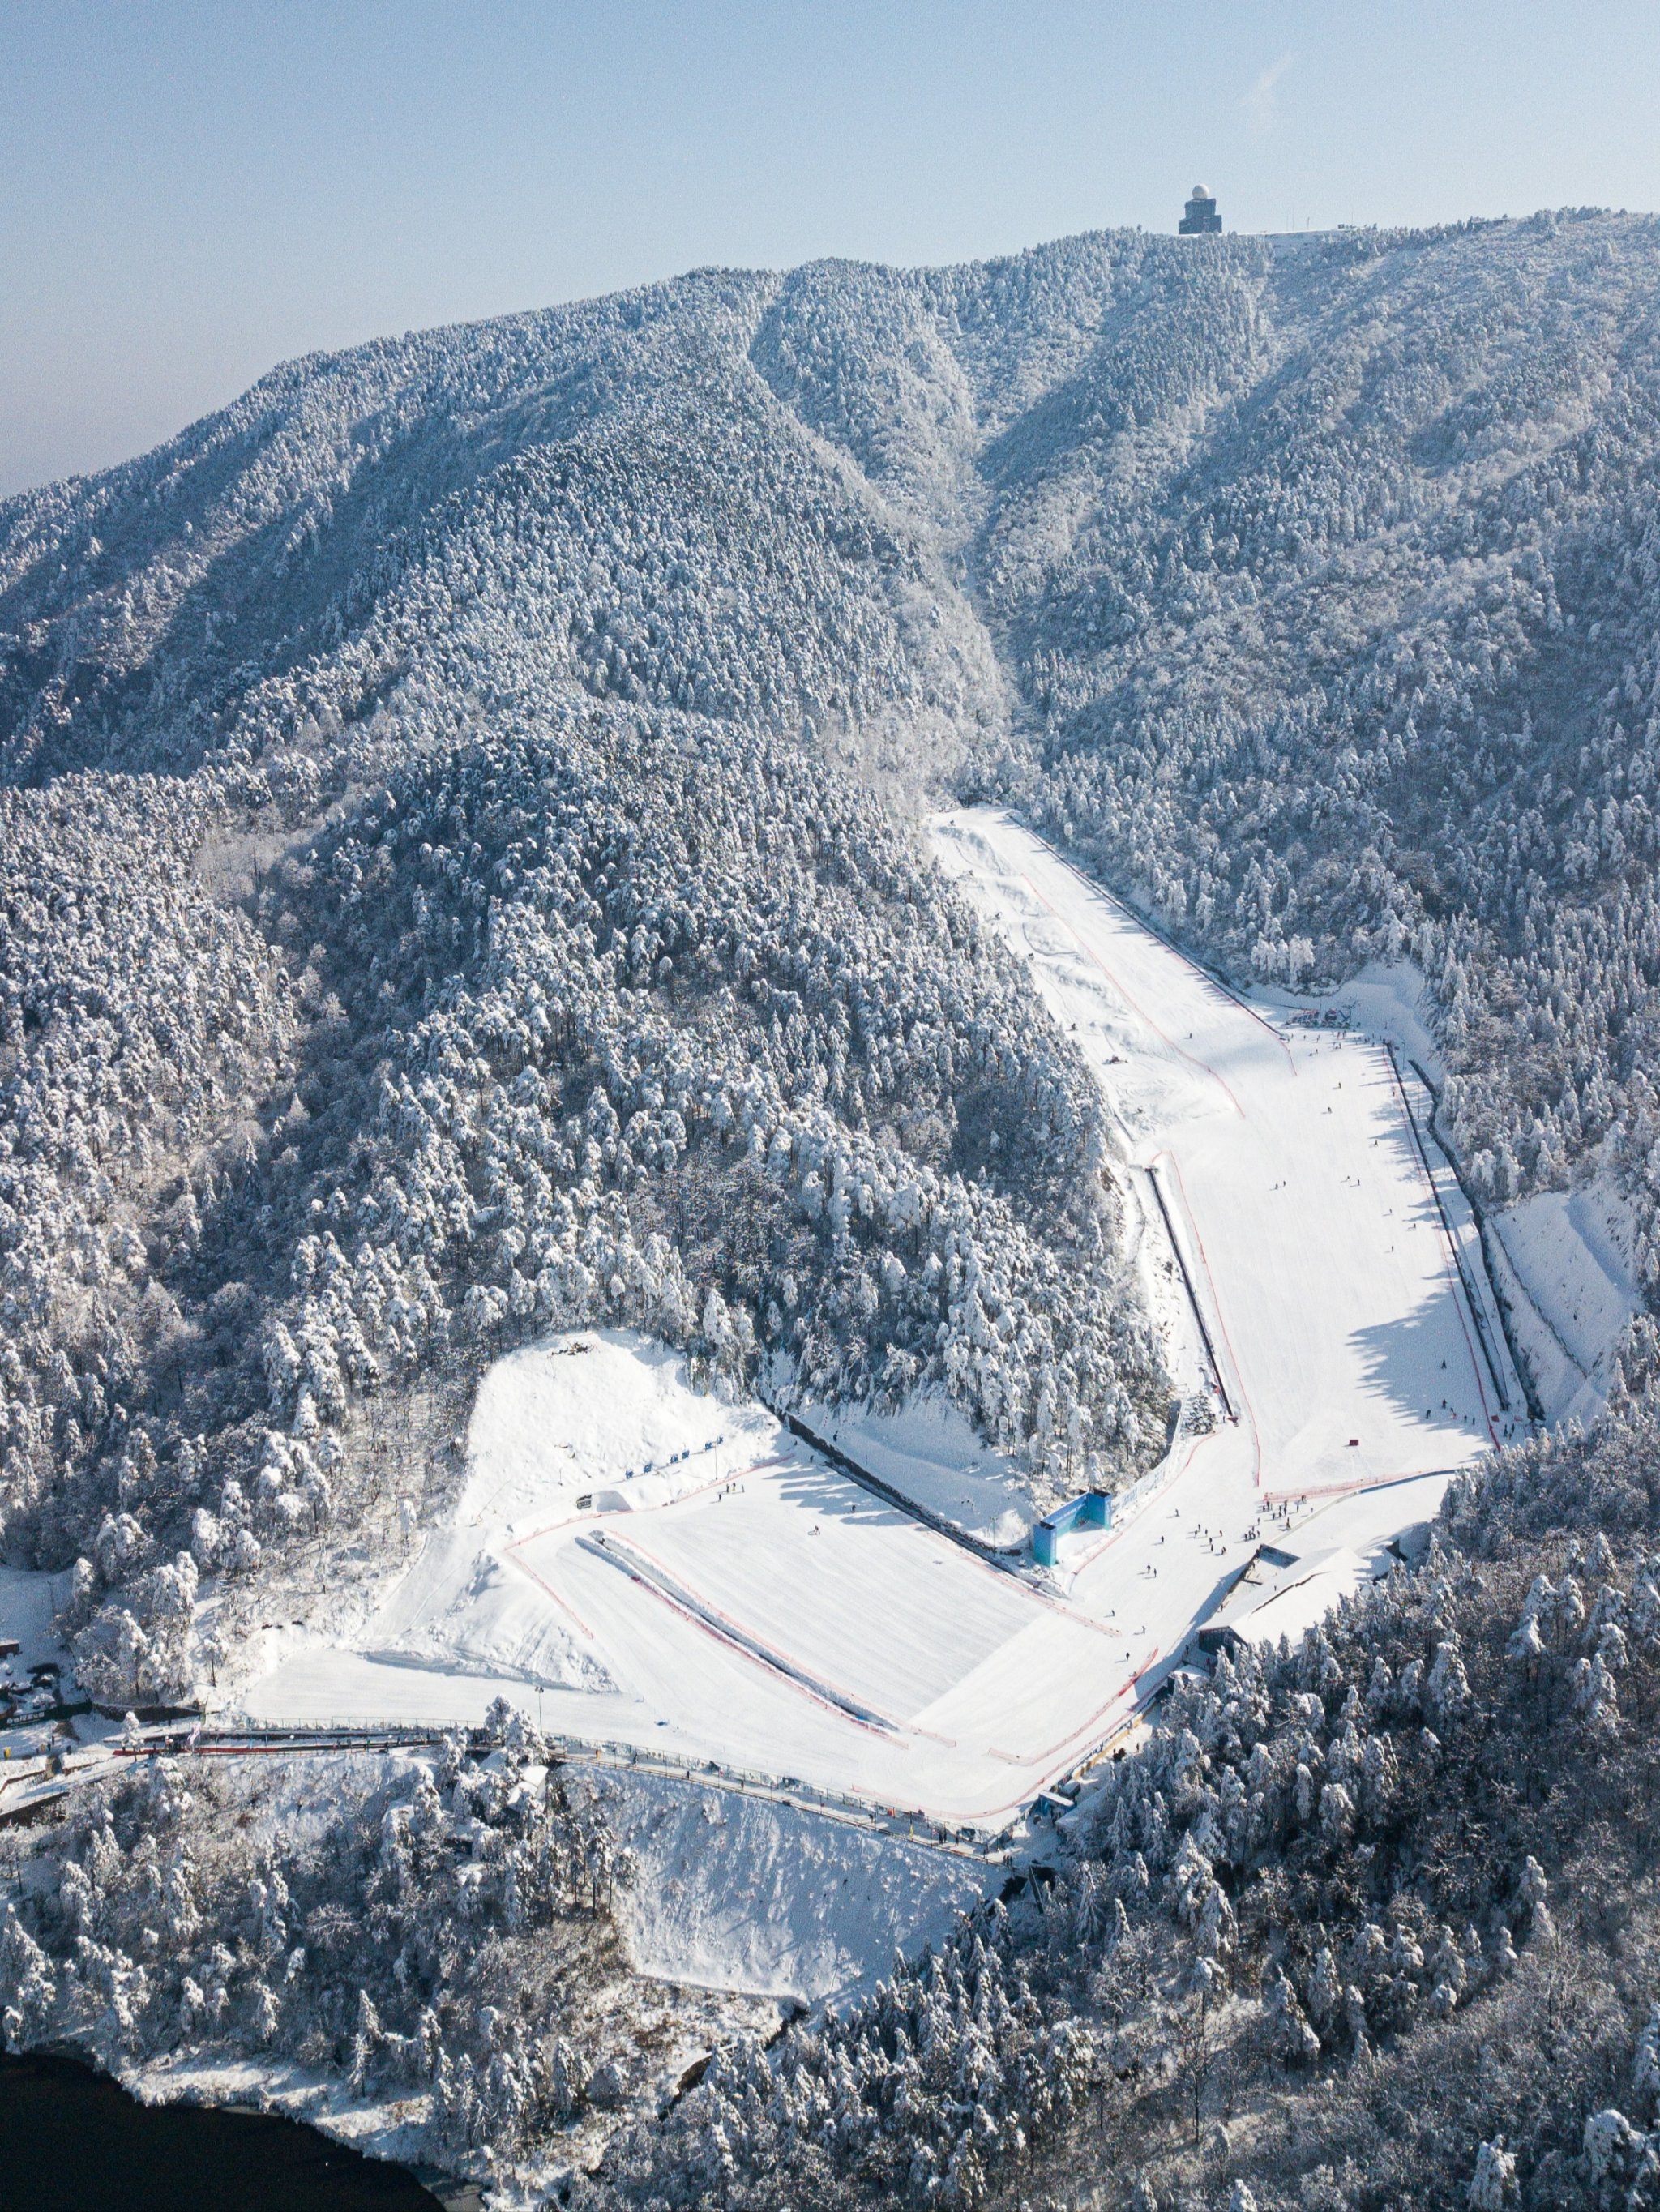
[1202,1544,1380,1651]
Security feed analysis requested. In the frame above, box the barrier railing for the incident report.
[105,1715,1016,1860]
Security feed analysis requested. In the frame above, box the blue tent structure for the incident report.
[1032,1491,1112,1566]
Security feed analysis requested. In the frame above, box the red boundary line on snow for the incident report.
[1260,1461,1469,1508]
[501,1546,602,1645]
[511,1453,1139,1792]
[581,1533,900,1742]
[986,1644,1166,1769]
[605,1526,905,1715]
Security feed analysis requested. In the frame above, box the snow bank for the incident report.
[356,1329,786,1691]
[460,1329,779,1532]
[1489,1174,1643,1422]
[592,1768,989,2002]
[791,1391,1034,1548]
[363,1527,612,1692]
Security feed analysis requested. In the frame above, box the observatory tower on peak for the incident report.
[1179,185,1222,235]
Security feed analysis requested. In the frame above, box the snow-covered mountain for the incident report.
[10,208,1660,1682]
[7,213,1660,2210]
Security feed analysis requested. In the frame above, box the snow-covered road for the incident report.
[235,816,1521,1833]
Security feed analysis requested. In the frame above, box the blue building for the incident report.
[1179,185,1222,236]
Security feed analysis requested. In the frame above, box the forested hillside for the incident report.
[743,212,1660,1287]
[587,1402,1660,2212]
[6,208,1660,2206]
[0,250,1180,1698]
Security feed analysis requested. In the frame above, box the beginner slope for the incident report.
[239,1333,1128,1829]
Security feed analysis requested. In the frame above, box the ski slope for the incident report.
[241,1331,1143,1825]
[237,817,1521,1832]
[933,807,1527,1500]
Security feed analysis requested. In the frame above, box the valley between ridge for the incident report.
[216,815,1513,1831]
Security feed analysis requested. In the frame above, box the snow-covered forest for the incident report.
[7,208,1660,2206]
[10,1396,1660,2209]
[1,1706,663,2172]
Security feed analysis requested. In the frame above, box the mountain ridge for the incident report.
[6,208,1660,2210]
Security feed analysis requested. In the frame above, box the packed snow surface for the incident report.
[242,820,1520,1830]
[1263,964,1642,1427]
[358,1333,777,1692]
[462,1333,780,1525]
[934,809,1527,1494]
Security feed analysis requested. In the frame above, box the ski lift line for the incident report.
[1142,1157,1239,1425]
[603,1522,921,1730]
[1013,867,1247,1116]
[1148,1152,1260,1464]
[1035,829,1299,1079]
[604,1522,1021,1746]
[766,1405,1027,1568]
[772,1406,1131,1641]
[1382,1045,1506,1435]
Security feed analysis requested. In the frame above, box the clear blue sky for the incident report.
[3,1,1656,496]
